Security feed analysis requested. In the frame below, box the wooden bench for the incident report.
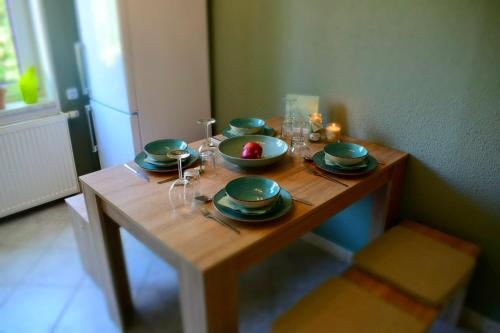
[354,220,480,323]
[273,268,438,333]
[65,193,102,288]
[273,220,479,332]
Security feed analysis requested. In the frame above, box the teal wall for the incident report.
[42,0,99,175]
[210,0,500,320]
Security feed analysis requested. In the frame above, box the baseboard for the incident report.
[459,308,500,333]
[301,232,354,263]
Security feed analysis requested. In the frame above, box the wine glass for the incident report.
[290,116,311,159]
[168,149,191,188]
[168,174,200,214]
[197,118,218,173]
[279,97,297,143]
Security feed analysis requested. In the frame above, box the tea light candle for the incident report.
[326,123,341,142]
[309,112,323,133]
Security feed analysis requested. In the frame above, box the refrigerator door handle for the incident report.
[85,105,98,153]
[74,42,90,96]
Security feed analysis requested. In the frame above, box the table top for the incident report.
[80,118,408,272]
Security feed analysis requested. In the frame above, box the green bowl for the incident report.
[324,142,368,166]
[229,118,265,134]
[218,135,288,169]
[226,176,281,209]
[144,139,188,162]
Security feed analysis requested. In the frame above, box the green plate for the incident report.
[135,147,199,173]
[223,125,275,138]
[324,158,367,170]
[213,188,293,223]
[144,154,189,166]
[313,151,378,176]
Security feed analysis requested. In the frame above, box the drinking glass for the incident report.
[197,118,218,173]
[280,97,297,145]
[200,150,217,178]
[290,116,311,159]
[168,176,200,214]
[168,149,191,188]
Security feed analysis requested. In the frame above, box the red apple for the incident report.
[241,142,263,159]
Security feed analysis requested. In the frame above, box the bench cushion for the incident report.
[354,225,476,306]
[273,277,429,333]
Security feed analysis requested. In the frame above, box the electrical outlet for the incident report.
[66,87,79,101]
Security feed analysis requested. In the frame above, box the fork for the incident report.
[200,207,240,234]
[303,162,349,187]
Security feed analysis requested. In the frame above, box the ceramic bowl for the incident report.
[324,142,368,166]
[144,139,188,162]
[225,176,281,209]
[229,118,266,134]
[218,135,288,168]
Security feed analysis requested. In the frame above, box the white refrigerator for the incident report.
[74,0,211,168]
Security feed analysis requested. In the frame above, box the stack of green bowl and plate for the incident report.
[134,139,199,172]
[312,142,378,176]
[222,117,276,138]
[213,176,293,222]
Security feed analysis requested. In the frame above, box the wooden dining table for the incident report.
[80,118,408,333]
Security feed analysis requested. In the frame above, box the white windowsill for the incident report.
[0,99,60,126]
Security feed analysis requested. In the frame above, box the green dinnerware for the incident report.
[144,153,189,166]
[225,176,281,209]
[213,188,293,223]
[217,195,280,216]
[313,151,378,176]
[223,125,276,138]
[144,139,188,162]
[229,117,265,134]
[135,147,199,173]
[218,135,288,169]
[324,157,368,170]
[324,142,368,166]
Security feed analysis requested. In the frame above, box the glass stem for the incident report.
[205,123,211,146]
[177,158,183,180]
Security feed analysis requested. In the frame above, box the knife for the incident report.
[124,163,150,182]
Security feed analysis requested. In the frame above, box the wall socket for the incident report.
[66,87,79,101]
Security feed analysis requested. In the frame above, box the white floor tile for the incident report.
[53,286,120,333]
[0,285,15,306]
[0,209,66,249]
[51,224,78,250]
[0,245,43,285]
[0,285,73,333]
[23,246,85,287]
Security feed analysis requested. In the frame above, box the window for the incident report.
[0,0,48,106]
[0,0,21,102]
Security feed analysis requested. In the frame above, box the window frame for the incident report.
[2,0,55,106]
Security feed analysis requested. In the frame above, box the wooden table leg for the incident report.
[82,183,133,329]
[179,262,239,333]
[371,160,408,239]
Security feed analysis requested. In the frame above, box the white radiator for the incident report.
[0,114,79,218]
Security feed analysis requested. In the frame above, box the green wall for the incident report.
[210,0,500,320]
[42,0,99,175]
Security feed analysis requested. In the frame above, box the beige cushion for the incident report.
[354,226,475,306]
[273,277,429,333]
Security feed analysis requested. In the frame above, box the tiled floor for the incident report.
[0,200,475,333]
